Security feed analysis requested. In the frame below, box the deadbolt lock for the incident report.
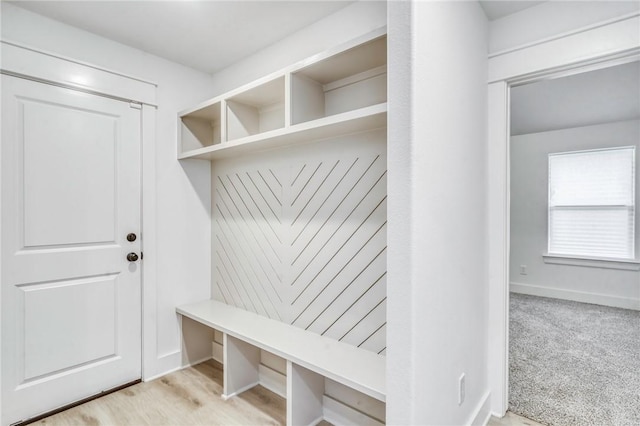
[127,233,137,242]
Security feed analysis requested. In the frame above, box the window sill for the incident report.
[542,253,640,271]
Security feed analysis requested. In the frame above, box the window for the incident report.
[548,147,635,260]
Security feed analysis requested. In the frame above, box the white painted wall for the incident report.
[510,61,640,136]
[387,1,490,425]
[489,0,640,54]
[1,2,216,379]
[206,1,386,96]
[510,120,640,309]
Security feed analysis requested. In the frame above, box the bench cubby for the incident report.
[177,300,385,426]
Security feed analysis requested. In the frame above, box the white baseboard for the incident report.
[205,347,287,399]
[259,364,287,398]
[222,381,260,400]
[510,282,640,310]
[143,365,182,383]
[143,354,213,382]
[143,350,181,382]
[468,391,491,426]
[308,416,325,426]
[183,355,214,368]
[323,395,384,426]
[212,341,223,364]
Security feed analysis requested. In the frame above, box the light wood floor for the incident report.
[35,360,292,426]
[34,359,540,426]
[488,411,546,426]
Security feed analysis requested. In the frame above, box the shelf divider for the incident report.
[287,361,325,426]
[222,333,260,400]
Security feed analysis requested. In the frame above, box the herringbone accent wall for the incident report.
[212,131,387,355]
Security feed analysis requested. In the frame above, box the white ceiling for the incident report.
[478,0,546,21]
[9,1,354,74]
[511,61,640,136]
[9,1,553,74]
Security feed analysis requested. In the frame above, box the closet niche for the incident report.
[178,28,387,424]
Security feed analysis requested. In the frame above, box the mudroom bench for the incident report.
[176,300,385,426]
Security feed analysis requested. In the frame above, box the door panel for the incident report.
[22,98,117,247]
[2,75,142,425]
[21,275,118,381]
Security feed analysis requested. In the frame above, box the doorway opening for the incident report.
[507,60,640,425]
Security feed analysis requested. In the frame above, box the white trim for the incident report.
[142,354,214,384]
[487,80,510,416]
[141,105,159,381]
[143,351,181,382]
[142,366,183,383]
[508,51,640,88]
[510,282,640,311]
[181,356,213,370]
[212,341,223,364]
[468,391,492,426]
[221,381,260,400]
[543,254,640,271]
[258,364,287,399]
[488,15,640,83]
[322,395,384,426]
[0,41,157,106]
[0,39,157,87]
[489,11,640,59]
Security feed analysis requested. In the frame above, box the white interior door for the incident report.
[1,75,142,425]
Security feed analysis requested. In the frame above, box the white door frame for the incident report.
[0,41,159,419]
[487,13,640,416]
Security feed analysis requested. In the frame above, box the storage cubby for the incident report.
[180,101,222,153]
[178,299,386,425]
[178,29,387,160]
[226,76,286,141]
[291,35,387,125]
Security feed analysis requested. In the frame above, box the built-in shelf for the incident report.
[181,101,221,151]
[178,102,386,160]
[291,35,387,125]
[178,28,387,161]
[176,27,389,426]
[226,76,286,141]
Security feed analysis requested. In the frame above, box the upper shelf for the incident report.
[178,28,387,161]
[179,102,387,160]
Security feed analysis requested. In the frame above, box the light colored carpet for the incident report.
[509,293,640,426]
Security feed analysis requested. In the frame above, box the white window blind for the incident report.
[548,147,635,259]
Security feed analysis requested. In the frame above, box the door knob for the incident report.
[127,252,139,262]
[127,233,137,242]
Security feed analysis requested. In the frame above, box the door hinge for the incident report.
[129,102,142,110]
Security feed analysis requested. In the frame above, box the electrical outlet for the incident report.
[519,265,527,275]
[458,373,465,406]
